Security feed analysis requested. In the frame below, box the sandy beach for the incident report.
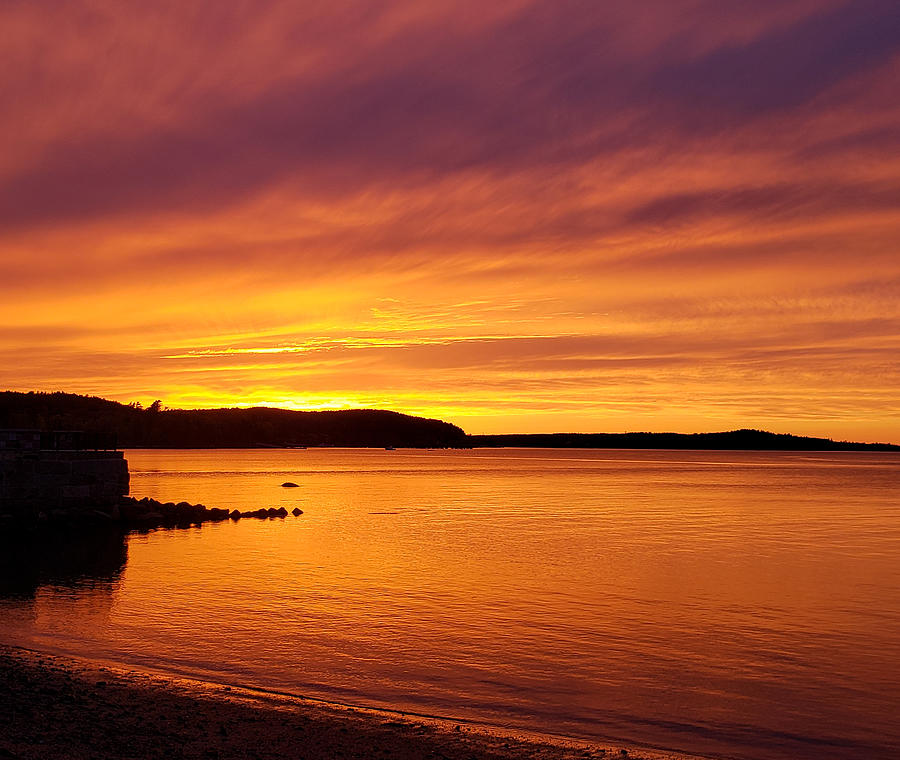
[0,645,703,760]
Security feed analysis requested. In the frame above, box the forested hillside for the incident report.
[0,392,467,448]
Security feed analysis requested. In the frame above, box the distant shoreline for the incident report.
[118,442,900,452]
[466,430,900,452]
[3,391,897,450]
[0,645,702,760]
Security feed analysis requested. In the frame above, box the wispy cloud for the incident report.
[1,0,898,440]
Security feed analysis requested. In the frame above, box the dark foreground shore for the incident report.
[0,646,700,760]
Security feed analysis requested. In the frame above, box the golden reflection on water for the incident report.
[2,449,899,760]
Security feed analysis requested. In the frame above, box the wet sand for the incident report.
[0,645,702,760]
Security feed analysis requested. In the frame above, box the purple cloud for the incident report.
[1,0,898,235]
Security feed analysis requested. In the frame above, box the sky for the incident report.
[1,0,899,441]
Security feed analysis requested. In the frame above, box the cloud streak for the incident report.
[1,0,898,440]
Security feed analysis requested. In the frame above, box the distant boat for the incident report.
[384,446,396,450]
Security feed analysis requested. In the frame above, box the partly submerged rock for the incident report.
[281,482,299,488]
[291,508,303,516]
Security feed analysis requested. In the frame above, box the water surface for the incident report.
[2,448,898,759]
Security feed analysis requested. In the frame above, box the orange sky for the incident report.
[1,1,899,441]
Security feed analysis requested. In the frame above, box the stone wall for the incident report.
[0,451,129,518]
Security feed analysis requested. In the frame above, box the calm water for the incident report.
[2,448,899,759]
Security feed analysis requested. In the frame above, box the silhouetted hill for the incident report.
[468,430,899,451]
[0,392,466,448]
[2,392,896,451]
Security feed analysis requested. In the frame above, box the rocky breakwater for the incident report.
[117,497,304,529]
[3,496,304,531]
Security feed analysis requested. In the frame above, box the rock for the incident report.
[172,501,206,523]
[275,507,288,517]
[230,510,242,520]
[281,482,299,488]
[291,508,303,516]
[119,498,153,521]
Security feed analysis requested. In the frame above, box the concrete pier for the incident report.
[0,430,129,519]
